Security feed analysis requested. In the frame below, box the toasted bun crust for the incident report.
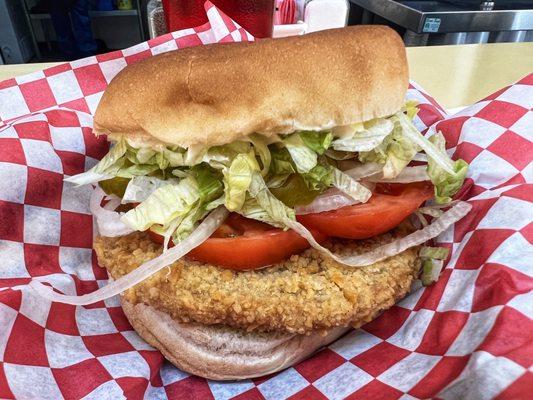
[94,26,408,148]
[122,298,348,380]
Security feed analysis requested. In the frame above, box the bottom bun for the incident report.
[122,298,349,380]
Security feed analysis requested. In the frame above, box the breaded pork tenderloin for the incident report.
[95,229,420,335]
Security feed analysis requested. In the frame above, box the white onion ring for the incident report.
[288,201,471,267]
[89,186,134,237]
[343,163,383,179]
[412,153,428,162]
[30,206,229,305]
[296,164,382,215]
[296,188,357,215]
[366,166,430,183]
[103,195,121,210]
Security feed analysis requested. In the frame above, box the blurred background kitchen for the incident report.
[1,0,532,64]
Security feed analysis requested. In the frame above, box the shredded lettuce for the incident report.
[332,169,371,203]
[427,132,468,204]
[270,148,296,176]
[190,166,223,203]
[359,117,419,179]
[248,172,295,224]
[420,246,449,260]
[122,176,176,203]
[301,163,333,191]
[247,134,271,175]
[66,102,469,244]
[171,203,208,242]
[223,153,258,211]
[121,177,200,231]
[299,131,333,155]
[202,141,251,170]
[419,245,449,286]
[65,138,127,185]
[402,100,420,120]
[396,112,456,175]
[332,119,394,152]
[421,259,444,286]
[238,197,284,228]
[282,135,318,173]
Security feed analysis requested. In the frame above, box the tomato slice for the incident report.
[296,182,434,239]
[148,213,327,271]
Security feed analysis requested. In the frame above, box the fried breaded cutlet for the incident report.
[95,229,421,334]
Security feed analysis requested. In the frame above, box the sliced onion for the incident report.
[367,166,430,183]
[418,200,460,217]
[332,169,371,203]
[296,164,382,215]
[413,211,429,227]
[343,162,383,179]
[412,153,428,162]
[103,195,121,211]
[30,206,229,305]
[296,188,357,215]
[90,187,134,237]
[287,201,471,267]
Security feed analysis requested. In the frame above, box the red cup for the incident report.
[162,0,275,38]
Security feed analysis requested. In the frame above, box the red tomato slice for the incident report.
[148,213,327,271]
[296,182,434,239]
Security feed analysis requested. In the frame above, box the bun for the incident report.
[122,298,349,380]
[94,26,408,148]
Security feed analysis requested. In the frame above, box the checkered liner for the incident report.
[0,3,531,399]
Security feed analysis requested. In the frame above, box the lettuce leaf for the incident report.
[65,138,128,185]
[191,165,224,203]
[248,172,295,223]
[358,118,419,179]
[301,163,333,191]
[419,245,449,286]
[116,163,160,178]
[427,132,468,204]
[332,119,394,152]
[202,141,251,170]
[420,259,444,286]
[247,134,271,175]
[396,112,456,175]
[172,203,208,242]
[266,173,291,189]
[237,197,284,228]
[420,246,449,260]
[122,176,177,203]
[332,169,372,202]
[282,135,318,173]
[299,131,333,155]
[222,152,259,211]
[270,148,296,175]
[122,177,200,231]
[402,100,420,120]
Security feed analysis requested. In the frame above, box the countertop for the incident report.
[0,42,532,110]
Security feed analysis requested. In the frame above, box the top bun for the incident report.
[94,25,408,148]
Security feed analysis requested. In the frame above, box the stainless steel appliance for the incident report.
[349,0,533,45]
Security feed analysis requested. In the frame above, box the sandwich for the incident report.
[31,26,471,380]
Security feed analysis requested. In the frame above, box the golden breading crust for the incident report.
[95,231,420,334]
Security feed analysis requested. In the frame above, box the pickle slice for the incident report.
[99,177,130,198]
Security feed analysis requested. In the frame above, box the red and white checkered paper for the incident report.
[1,3,532,399]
